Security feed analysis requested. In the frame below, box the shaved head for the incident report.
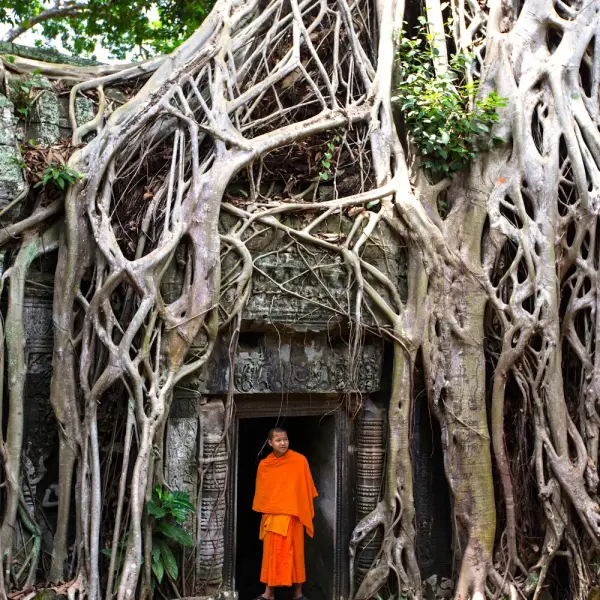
[268,426,287,440]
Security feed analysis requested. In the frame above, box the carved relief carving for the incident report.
[166,398,228,594]
[196,333,383,395]
[18,263,57,555]
[165,418,199,500]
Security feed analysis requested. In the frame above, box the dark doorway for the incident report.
[411,352,453,579]
[235,415,336,600]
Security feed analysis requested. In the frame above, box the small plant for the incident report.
[318,134,341,181]
[8,156,27,170]
[8,69,46,120]
[147,485,195,584]
[34,163,83,190]
[101,486,194,589]
[393,19,506,181]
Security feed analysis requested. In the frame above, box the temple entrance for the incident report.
[228,402,351,600]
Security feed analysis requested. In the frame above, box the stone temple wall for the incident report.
[0,47,97,210]
[0,44,450,600]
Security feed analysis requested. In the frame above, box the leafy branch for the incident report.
[102,486,194,589]
[146,486,195,585]
[34,164,83,190]
[393,19,507,181]
[317,134,341,181]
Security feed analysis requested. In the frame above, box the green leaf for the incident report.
[152,557,165,583]
[157,521,194,546]
[171,494,194,513]
[147,499,167,519]
[321,160,331,169]
[157,539,178,580]
[366,200,380,209]
[319,172,329,180]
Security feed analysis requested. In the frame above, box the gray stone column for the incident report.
[166,395,227,594]
[354,399,386,587]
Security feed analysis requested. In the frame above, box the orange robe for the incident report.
[252,450,318,587]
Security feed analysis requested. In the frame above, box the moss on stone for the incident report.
[0,42,101,67]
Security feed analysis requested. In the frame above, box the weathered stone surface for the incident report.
[75,97,95,126]
[30,83,60,145]
[0,93,25,207]
[0,145,25,207]
[220,212,406,330]
[22,258,58,553]
[0,95,16,146]
[0,41,100,66]
[166,399,227,592]
[188,332,383,395]
[235,246,406,330]
[58,96,95,131]
[166,417,198,500]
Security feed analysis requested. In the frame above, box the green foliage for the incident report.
[8,69,45,120]
[393,19,506,181]
[318,135,341,181]
[526,570,540,588]
[101,487,194,589]
[0,0,215,59]
[34,163,83,190]
[148,486,194,584]
[8,156,27,170]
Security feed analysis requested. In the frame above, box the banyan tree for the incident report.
[0,0,599,598]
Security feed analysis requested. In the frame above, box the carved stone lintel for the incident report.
[197,333,383,395]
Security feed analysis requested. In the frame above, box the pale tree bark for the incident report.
[0,0,599,598]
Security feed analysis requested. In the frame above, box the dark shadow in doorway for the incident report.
[235,415,335,600]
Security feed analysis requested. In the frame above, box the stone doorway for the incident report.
[225,398,353,600]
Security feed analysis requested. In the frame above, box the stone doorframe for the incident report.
[223,394,355,600]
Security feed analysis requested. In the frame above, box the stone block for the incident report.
[0,94,16,146]
[29,86,60,145]
[57,96,94,130]
[75,96,95,127]
[28,120,60,146]
[0,145,25,207]
[184,332,383,395]
[58,97,69,130]
[165,417,198,499]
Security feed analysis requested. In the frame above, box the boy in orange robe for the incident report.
[252,427,318,600]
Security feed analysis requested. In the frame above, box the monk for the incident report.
[252,427,318,600]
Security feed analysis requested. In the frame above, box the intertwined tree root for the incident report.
[0,0,599,598]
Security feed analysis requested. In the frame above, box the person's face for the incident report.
[268,431,289,457]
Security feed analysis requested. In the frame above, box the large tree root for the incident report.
[1,0,600,598]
